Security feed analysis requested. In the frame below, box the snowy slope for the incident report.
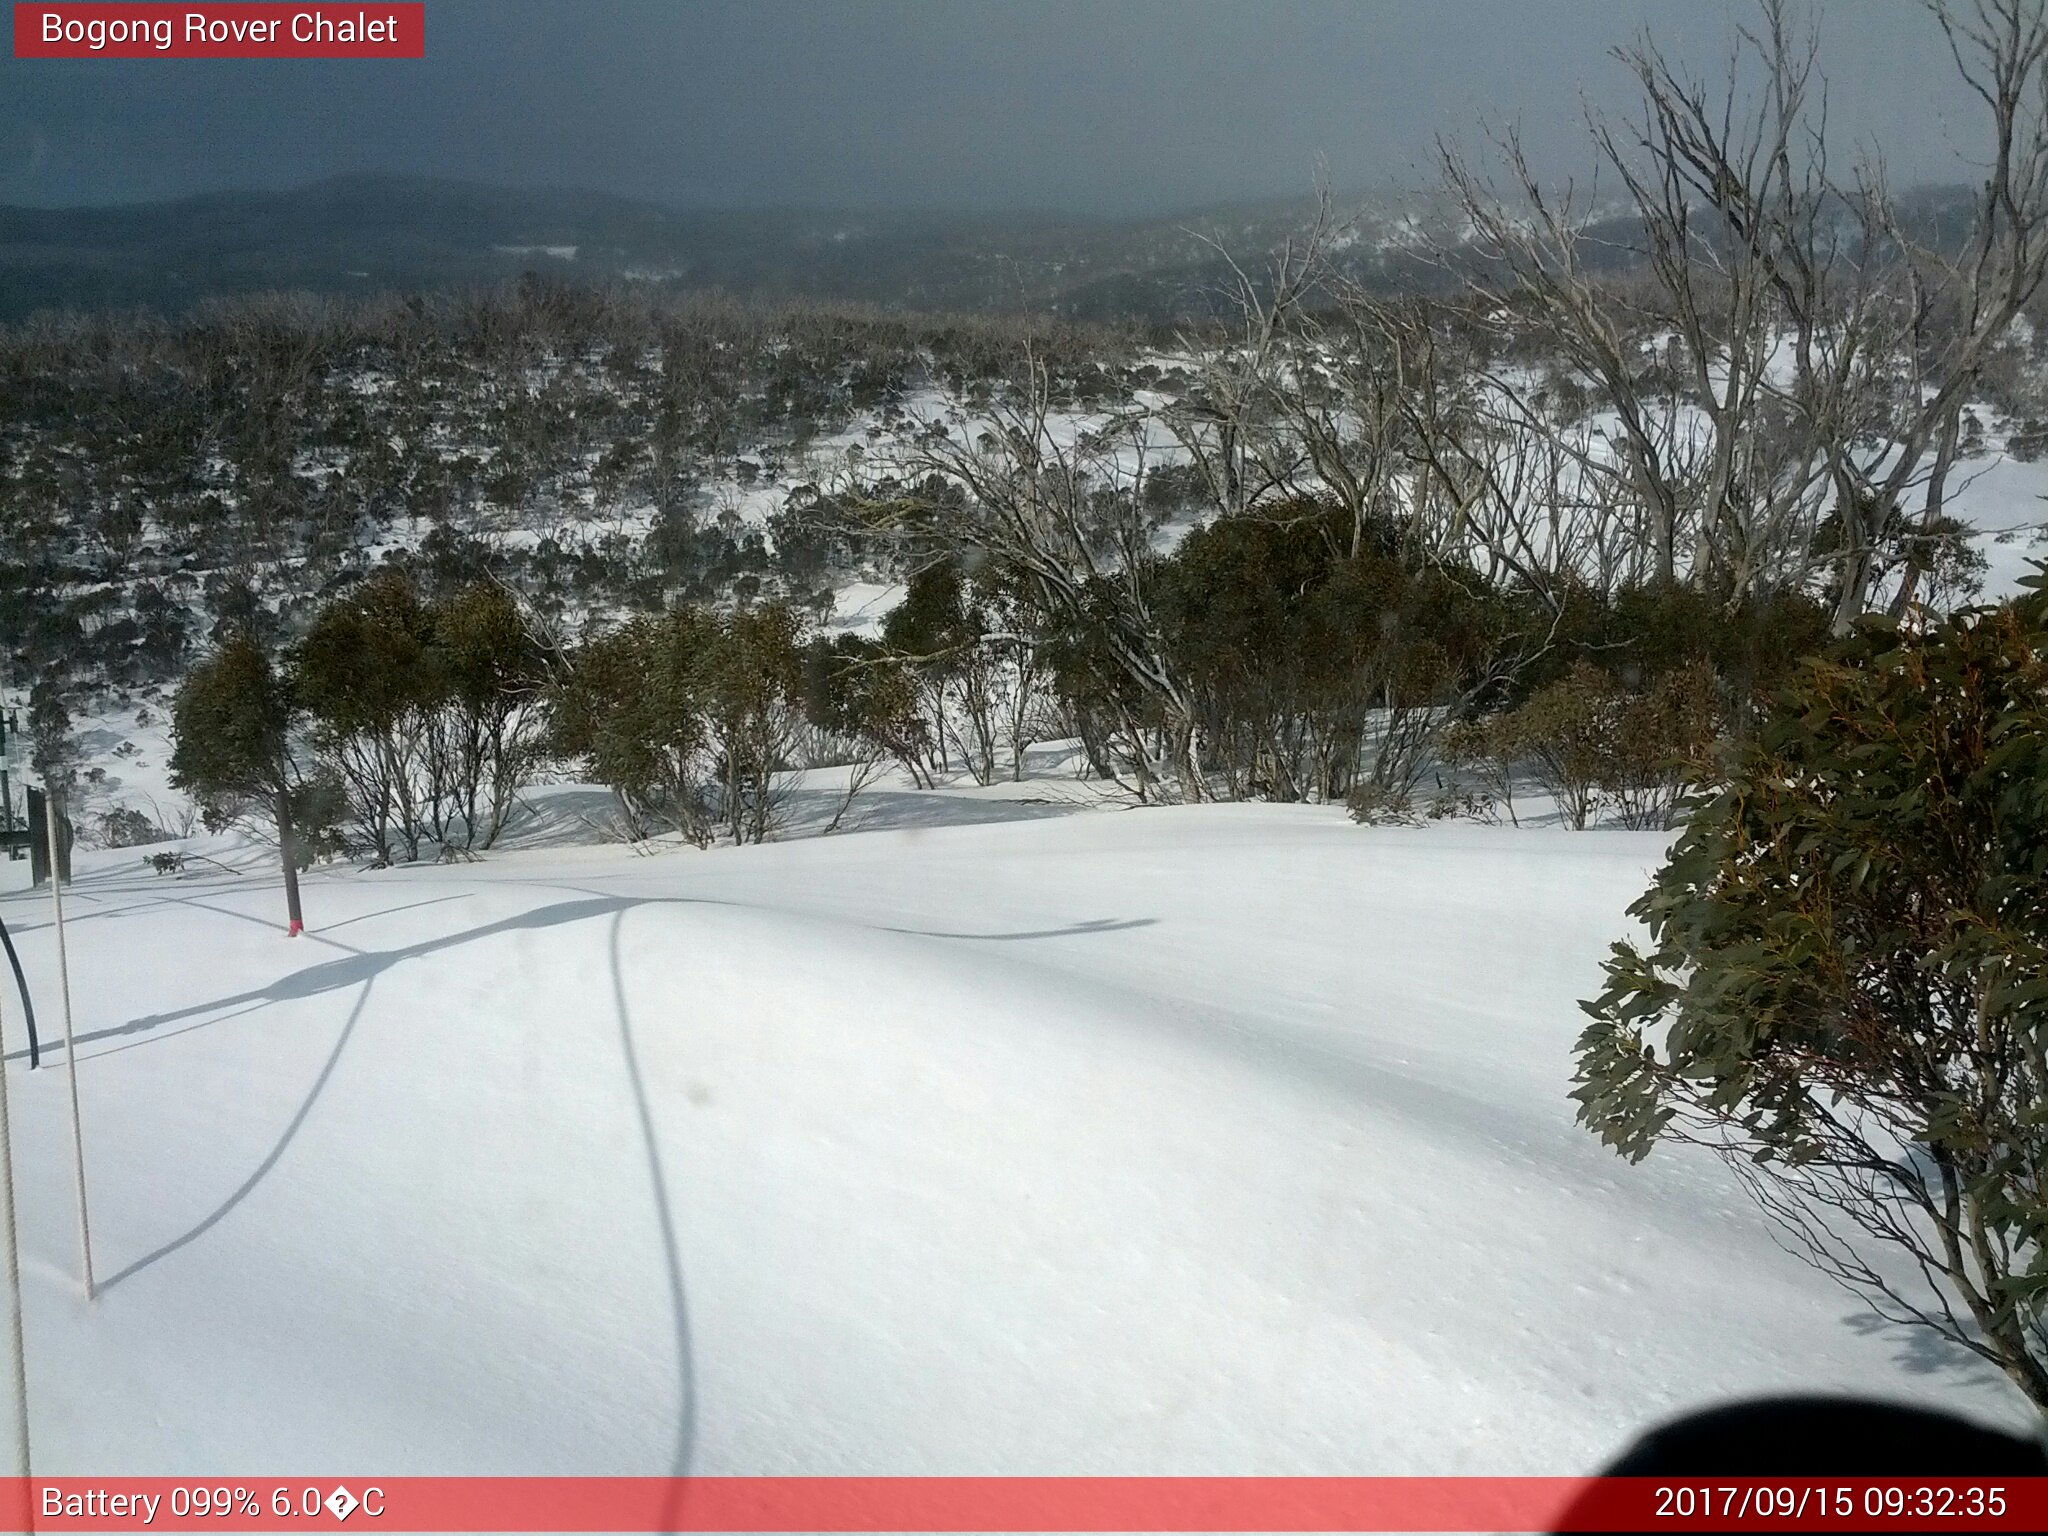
[0,804,2031,1481]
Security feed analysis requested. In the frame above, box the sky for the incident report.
[0,0,1994,214]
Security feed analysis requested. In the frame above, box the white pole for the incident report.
[45,794,93,1301]
[0,975,33,1482]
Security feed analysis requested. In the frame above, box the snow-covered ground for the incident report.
[0,787,2030,1479]
[1945,448,2048,600]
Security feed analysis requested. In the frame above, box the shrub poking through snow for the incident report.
[1574,572,2048,1409]
[95,807,169,848]
[1444,661,1721,830]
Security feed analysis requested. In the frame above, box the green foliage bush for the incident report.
[1455,660,1720,830]
[293,571,547,860]
[1159,501,1504,802]
[550,600,807,845]
[1574,575,2048,1406]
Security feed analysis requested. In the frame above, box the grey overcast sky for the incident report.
[0,1,1994,213]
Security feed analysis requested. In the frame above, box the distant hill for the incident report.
[0,173,1460,323]
[0,173,1984,326]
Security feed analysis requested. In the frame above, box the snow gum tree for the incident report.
[293,570,438,864]
[1575,573,2048,1409]
[1438,0,2048,630]
[550,608,720,845]
[799,634,934,788]
[1154,499,1508,804]
[167,628,308,935]
[289,573,547,859]
[701,603,806,845]
[879,559,1033,786]
[27,677,80,797]
[550,601,806,846]
[431,581,549,851]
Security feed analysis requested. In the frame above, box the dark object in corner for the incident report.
[1600,1397,2045,1474]
[1553,1397,2046,1533]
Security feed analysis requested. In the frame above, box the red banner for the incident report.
[13,4,424,58]
[1,1476,2045,1532]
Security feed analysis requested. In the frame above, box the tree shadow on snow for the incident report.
[88,892,702,1492]
[608,909,699,1501]
[78,886,1190,1489]
[1840,1307,2013,1388]
[24,896,634,1060]
[780,785,1089,838]
[881,917,1157,941]
[99,975,380,1291]
[88,899,644,1296]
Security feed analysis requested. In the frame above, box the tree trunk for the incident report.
[1831,536,1876,637]
[275,788,305,937]
[1888,407,1964,622]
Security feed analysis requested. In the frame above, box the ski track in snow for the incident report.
[0,804,2031,1477]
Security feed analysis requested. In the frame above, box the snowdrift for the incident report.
[0,806,2028,1476]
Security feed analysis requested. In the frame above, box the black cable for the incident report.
[0,917,38,1070]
